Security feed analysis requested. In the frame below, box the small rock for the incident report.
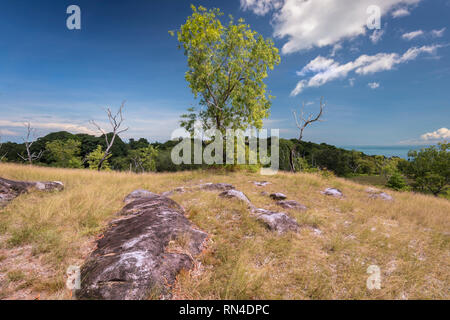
[313,228,322,236]
[369,192,394,201]
[252,181,271,187]
[260,191,269,196]
[277,200,307,211]
[365,187,380,193]
[199,183,235,191]
[270,193,287,200]
[219,189,251,205]
[253,209,300,234]
[321,188,343,198]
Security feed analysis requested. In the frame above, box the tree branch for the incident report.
[292,97,325,141]
[90,101,129,171]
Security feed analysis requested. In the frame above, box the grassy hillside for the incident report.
[0,163,448,300]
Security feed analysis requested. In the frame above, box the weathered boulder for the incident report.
[252,208,300,234]
[77,191,207,300]
[219,189,252,205]
[199,183,235,191]
[0,177,64,207]
[277,200,307,211]
[270,193,287,201]
[321,188,344,198]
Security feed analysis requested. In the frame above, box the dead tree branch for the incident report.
[292,97,325,141]
[17,122,43,165]
[90,101,129,171]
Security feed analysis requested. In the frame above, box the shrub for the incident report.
[386,171,408,191]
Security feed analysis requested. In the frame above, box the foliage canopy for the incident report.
[171,5,281,134]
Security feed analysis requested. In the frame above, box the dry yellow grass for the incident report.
[0,163,449,300]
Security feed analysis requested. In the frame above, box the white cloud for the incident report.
[420,128,450,141]
[0,129,18,136]
[291,44,441,95]
[368,82,380,89]
[392,8,410,18]
[0,120,98,136]
[349,78,356,87]
[370,29,385,44]
[402,30,424,40]
[431,27,446,38]
[240,0,282,16]
[241,0,421,54]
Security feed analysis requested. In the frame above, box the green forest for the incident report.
[0,130,448,198]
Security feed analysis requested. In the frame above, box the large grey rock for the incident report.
[321,188,344,198]
[219,189,251,205]
[77,190,208,300]
[252,208,300,234]
[270,193,287,200]
[277,200,307,211]
[0,177,64,207]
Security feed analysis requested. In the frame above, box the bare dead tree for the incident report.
[90,102,129,171]
[292,97,325,141]
[17,122,43,165]
[288,97,325,172]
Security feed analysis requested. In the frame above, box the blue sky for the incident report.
[0,0,449,146]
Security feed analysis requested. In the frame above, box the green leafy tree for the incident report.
[86,145,111,171]
[171,5,281,134]
[46,139,83,168]
[406,142,449,196]
[129,146,158,173]
[386,171,408,191]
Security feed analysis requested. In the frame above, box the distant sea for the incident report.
[338,145,426,159]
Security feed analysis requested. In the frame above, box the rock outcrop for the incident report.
[270,193,287,200]
[219,189,252,205]
[162,183,300,235]
[77,191,207,300]
[277,200,307,211]
[252,208,300,234]
[0,177,64,207]
[321,188,344,198]
[218,189,299,234]
[367,190,394,201]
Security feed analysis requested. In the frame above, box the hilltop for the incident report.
[0,163,448,300]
